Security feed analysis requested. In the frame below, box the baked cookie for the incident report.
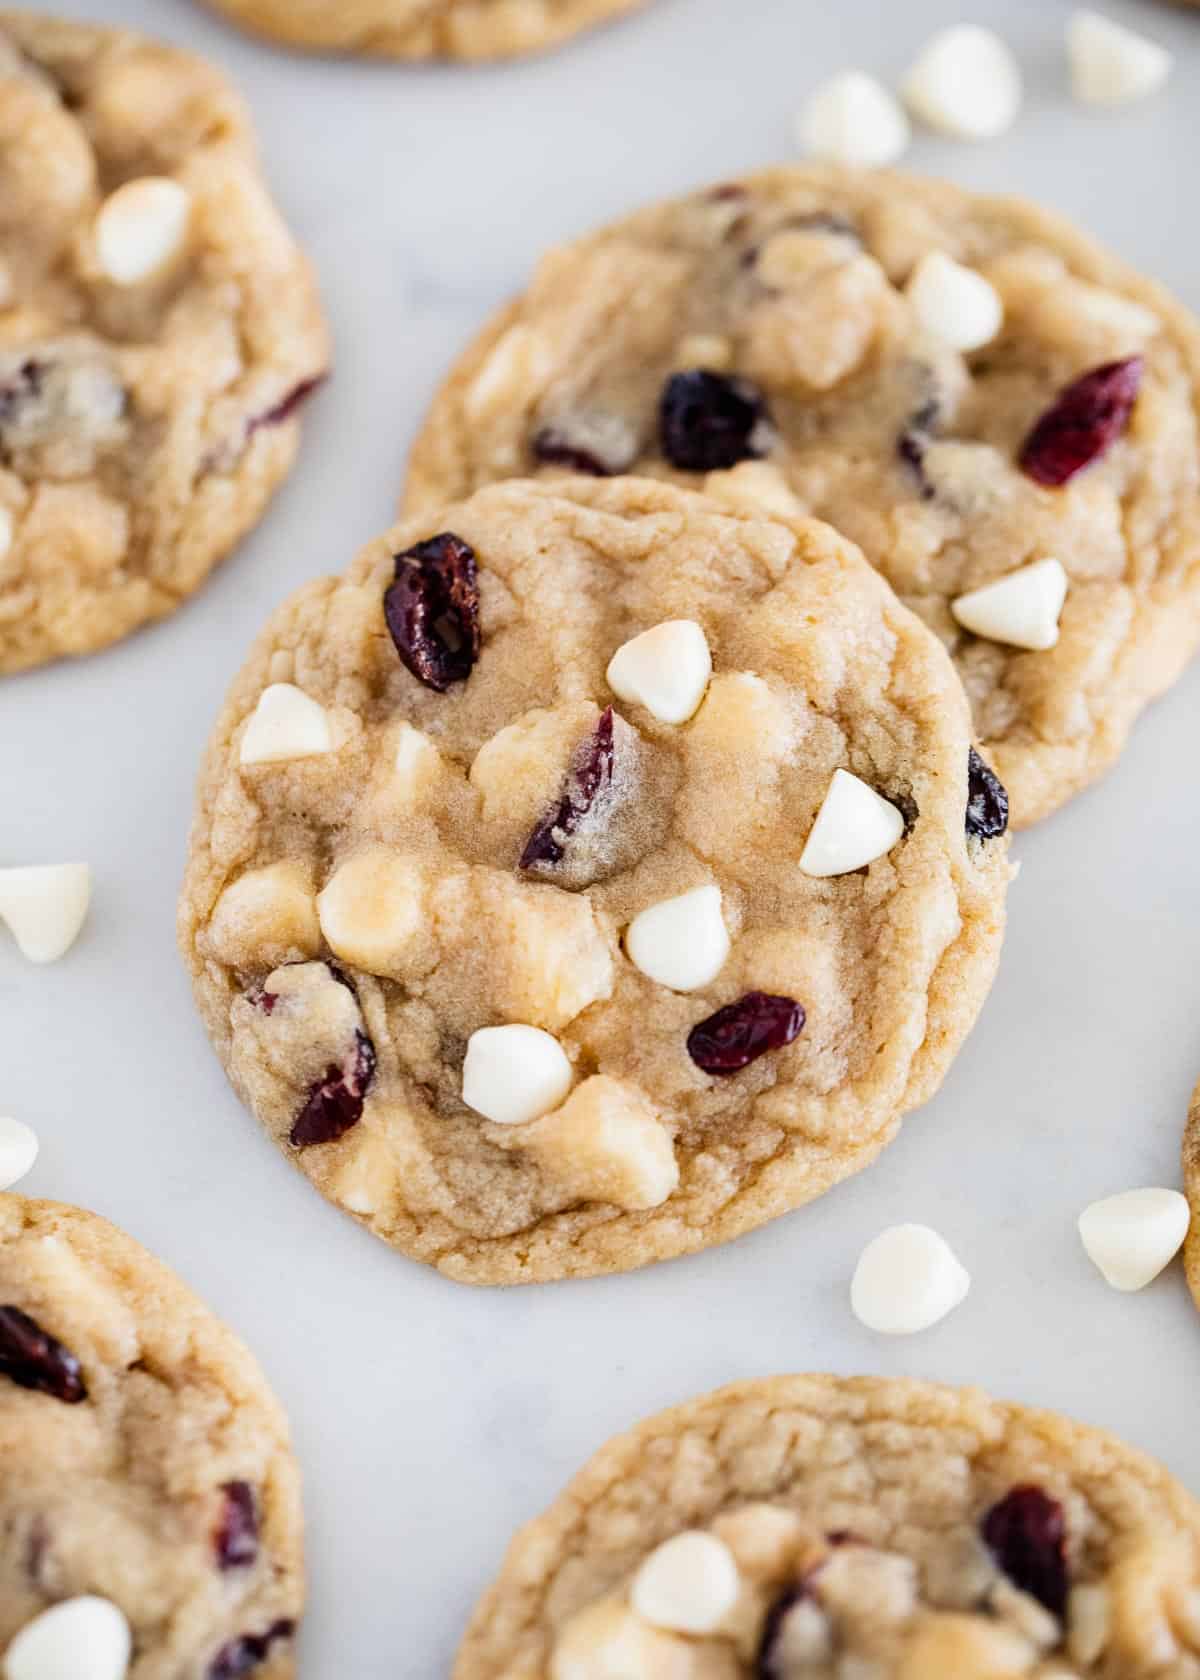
[0,1195,303,1678]
[0,13,328,674]
[179,475,1010,1285]
[404,166,1200,826]
[455,1372,1200,1679]
[196,0,647,60]
[1180,1077,1200,1310]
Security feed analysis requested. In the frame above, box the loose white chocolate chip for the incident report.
[903,26,1023,139]
[239,683,333,766]
[462,1024,573,1127]
[799,769,905,878]
[625,885,730,994]
[3,1596,132,1680]
[631,1531,741,1635]
[524,1076,679,1210]
[606,620,712,725]
[0,864,91,964]
[905,252,1003,352]
[1078,1188,1189,1291]
[1068,11,1172,106]
[797,71,911,167]
[851,1223,970,1334]
[317,850,424,979]
[951,558,1068,652]
[0,1117,38,1190]
[93,177,191,286]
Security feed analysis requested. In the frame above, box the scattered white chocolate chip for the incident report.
[0,864,91,964]
[625,885,730,994]
[631,1531,741,1635]
[317,849,424,978]
[462,1024,573,1127]
[851,1223,970,1334]
[903,26,1023,139]
[0,1118,38,1190]
[798,71,911,167]
[799,769,905,879]
[3,1596,131,1680]
[93,177,191,286]
[239,683,332,766]
[606,620,712,725]
[951,558,1068,652]
[1078,1188,1190,1291]
[1068,11,1171,106]
[905,252,1003,352]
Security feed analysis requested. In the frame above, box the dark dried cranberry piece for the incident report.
[290,1030,376,1148]
[215,1482,259,1571]
[520,708,615,870]
[755,1583,812,1679]
[687,993,805,1076]
[897,396,941,500]
[532,414,638,477]
[659,370,774,472]
[0,1306,86,1403]
[247,374,326,435]
[208,1619,295,1680]
[982,1485,1068,1615]
[1018,357,1142,488]
[966,748,1009,840]
[384,533,480,693]
[0,360,43,428]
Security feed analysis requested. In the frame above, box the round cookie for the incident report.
[455,1372,1200,1678]
[0,1195,303,1678]
[0,13,328,674]
[404,165,1200,827]
[196,0,647,60]
[179,475,1010,1285]
[1180,1076,1200,1310]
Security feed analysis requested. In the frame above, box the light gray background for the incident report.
[4,0,1200,1672]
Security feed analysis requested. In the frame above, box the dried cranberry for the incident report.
[0,1306,86,1403]
[0,360,43,428]
[520,708,615,870]
[290,1030,376,1148]
[1018,357,1142,488]
[982,1485,1068,1615]
[384,533,480,692]
[687,993,805,1075]
[659,370,774,472]
[966,748,1009,840]
[532,414,638,477]
[755,1583,813,1679]
[208,1619,295,1680]
[214,1482,259,1571]
[247,375,325,435]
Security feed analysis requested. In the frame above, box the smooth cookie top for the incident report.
[180,476,1009,1284]
[404,165,1200,826]
[0,12,328,673]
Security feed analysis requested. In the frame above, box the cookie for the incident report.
[455,1372,1200,1678]
[0,1195,303,1679]
[0,13,328,674]
[179,475,1010,1285]
[1180,1078,1200,1310]
[196,0,647,60]
[403,165,1200,827]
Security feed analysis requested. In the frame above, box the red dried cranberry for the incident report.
[520,708,615,870]
[0,1306,86,1403]
[214,1482,259,1571]
[687,993,805,1075]
[384,533,480,692]
[247,375,326,435]
[982,1485,1068,1615]
[532,415,638,477]
[659,371,774,471]
[290,1030,376,1148]
[1018,357,1142,488]
[966,748,1008,839]
[208,1619,295,1680]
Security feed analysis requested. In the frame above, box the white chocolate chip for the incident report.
[625,885,730,994]
[3,1596,131,1680]
[462,1024,573,1127]
[393,720,441,783]
[1068,11,1172,106]
[905,253,1003,352]
[606,621,712,725]
[551,1599,693,1680]
[0,1117,38,1190]
[465,324,553,425]
[675,333,734,373]
[951,558,1068,652]
[239,683,332,766]
[1067,1583,1111,1667]
[1078,1188,1190,1291]
[208,861,320,968]
[797,71,911,167]
[0,864,91,964]
[317,849,426,979]
[631,1531,741,1635]
[903,26,1023,139]
[799,769,905,879]
[0,507,13,561]
[523,1076,679,1210]
[93,177,191,286]
[851,1223,970,1334]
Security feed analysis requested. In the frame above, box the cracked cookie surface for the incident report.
[180,476,1009,1285]
[0,1195,303,1679]
[404,165,1200,827]
[0,12,328,674]
[1179,1078,1200,1313]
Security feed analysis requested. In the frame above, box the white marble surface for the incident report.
[5,0,1200,1673]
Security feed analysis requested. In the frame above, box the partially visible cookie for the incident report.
[0,1195,303,1678]
[455,1372,1200,1678]
[0,13,328,674]
[1180,1077,1200,1309]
